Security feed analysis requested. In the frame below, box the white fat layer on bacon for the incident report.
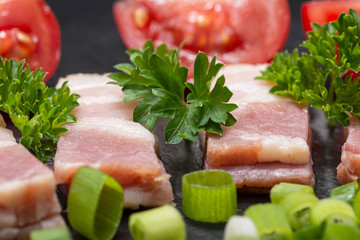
[227,82,292,104]
[259,136,310,164]
[0,173,55,208]
[78,95,123,105]
[0,214,65,240]
[123,181,173,209]
[68,117,155,144]
[56,73,110,90]
[0,128,16,143]
[0,141,17,148]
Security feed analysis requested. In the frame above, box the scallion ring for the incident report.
[223,216,258,240]
[279,191,319,230]
[330,181,359,205]
[244,203,292,239]
[310,199,358,227]
[129,205,186,240]
[30,227,72,240]
[68,166,124,240]
[182,170,237,223]
[270,182,314,204]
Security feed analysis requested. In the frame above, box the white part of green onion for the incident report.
[223,216,258,240]
[129,205,186,240]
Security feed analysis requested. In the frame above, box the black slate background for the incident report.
[44,0,342,239]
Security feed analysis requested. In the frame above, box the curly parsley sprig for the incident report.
[109,40,237,144]
[0,57,79,161]
[257,9,360,127]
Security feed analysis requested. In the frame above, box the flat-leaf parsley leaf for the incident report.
[109,40,237,144]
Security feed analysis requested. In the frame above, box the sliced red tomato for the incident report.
[0,0,60,82]
[301,0,360,33]
[113,0,290,72]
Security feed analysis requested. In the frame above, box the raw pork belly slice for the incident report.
[54,74,173,208]
[337,116,360,184]
[0,115,64,240]
[56,73,136,120]
[205,64,314,189]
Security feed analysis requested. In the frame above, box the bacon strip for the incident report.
[204,64,314,189]
[54,74,173,209]
[0,115,64,240]
[337,116,360,184]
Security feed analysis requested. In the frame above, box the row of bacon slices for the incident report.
[0,64,359,239]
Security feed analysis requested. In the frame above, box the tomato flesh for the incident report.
[301,0,360,33]
[113,0,290,71]
[0,0,61,82]
[0,29,37,61]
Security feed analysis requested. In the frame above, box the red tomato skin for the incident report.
[113,0,290,69]
[301,1,360,33]
[0,0,61,82]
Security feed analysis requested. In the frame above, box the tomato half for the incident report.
[0,0,61,82]
[113,0,290,72]
[301,0,360,33]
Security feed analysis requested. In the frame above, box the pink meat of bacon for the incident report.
[54,74,173,209]
[56,73,137,120]
[337,116,360,184]
[204,64,314,189]
[0,115,64,240]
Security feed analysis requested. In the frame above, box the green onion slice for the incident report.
[30,227,72,240]
[223,216,258,240]
[353,189,360,219]
[129,205,186,240]
[68,166,124,240]
[322,223,360,240]
[244,203,293,239]
[182,170,237,223]
[330,181,359,205]
[310,199,358,227]
[292,225,322,240]
[279,191,319,230]
[270,182,314,204]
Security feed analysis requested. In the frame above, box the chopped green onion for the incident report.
[310,199,358,228]
[330,181,359,205]
[244,203,293,239]
[353,189,360,219]
[223,216,258,240]
[30,227,72,240]
[322,223,360,240]
[68,167,124,240]
[270,182,314,204]
[129,205,186,240]
[292,225,322,240]
[225,237,259,240]
[279,191,319,230]
[182,170,237,223]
